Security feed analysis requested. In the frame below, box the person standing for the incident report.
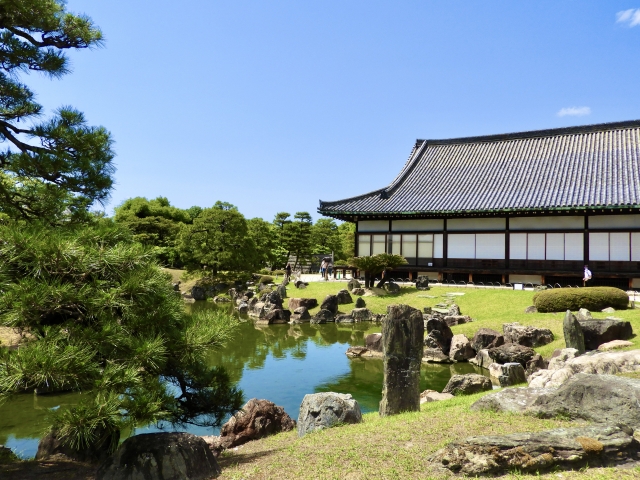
[583,265,592,287]
[285,263,292,282]
[320,259,327,280]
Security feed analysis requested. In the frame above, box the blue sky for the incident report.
[28,1,640,221]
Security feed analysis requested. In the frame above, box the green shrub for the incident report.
[271,269,285,276]
[533,287,629,312]
[334,260,348,266]
[259,268,271,275]
[259,275,274,285]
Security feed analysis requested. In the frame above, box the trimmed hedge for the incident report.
[533,286,629,313]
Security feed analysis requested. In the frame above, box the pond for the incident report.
[0,303,486,458]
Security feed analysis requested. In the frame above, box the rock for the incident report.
[379,304,424,416]
[352,288,365,296]
[262,308,289,324]
[528,349,640,389]
[578,318,633,351]
[200,436,223,458]
[424,330,447,350]
[576,307,592,321]
[423,306,432,314]
[365,333,382,352]
[347,278,361,291]
[212,295,230,303]
[191,286,206,301]
[237,302,248,314]
[425,318,453,354]
[346,346,369,357]
[288,298,318,310]
[524,305,537,314]
[320,295,339,315]
[293,306,310,320]
[172,282,180,292]
[469,349,493,369]
[297,392,362,437]
[264,291,283,308]
[385,281,400,293]
[423,347,453,363]
[336,289,353,304]
[219,398,295,449]
[471,328,504,352]
[449,334,475,362]
[0,446,18,464]
[355,297,366,308]
[502,323,554,348]
[351,307,372,322]
[531,373,640,428]
[470,386,555,413]
[96,433,220,480]
[598,339,634,351]
[525,353,547,378]
[294,280,308,289]
[335,314,354,323]
[415,276,430,290]
[487,343,536,368]
[420,389,453,403]
[311,309,334,324]
[489,362,526,387]
[443,315,472,326]
[276,284,287,299]
[37,428,118,463]
[448,304,461,316]
[244,290,254,299]
[429,424,639,476]
[563,310,586,353]
[547,347,580,370]
[602,307,616,313]
[442,374,492,395]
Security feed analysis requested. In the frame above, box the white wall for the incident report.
[510,216,583,230]
[434,234,444,258]
[448,234,475,258]
[447,218,506,231]
[391,219,444,231]
[358,220,388,232]
[510,233,527,259]
[589,214,640,229]
[476,234,505,259]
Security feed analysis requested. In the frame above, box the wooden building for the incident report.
[318,120,640,288]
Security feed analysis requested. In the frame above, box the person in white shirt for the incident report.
[583,265,592,287]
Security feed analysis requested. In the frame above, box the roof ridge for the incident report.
[421,119,640,146]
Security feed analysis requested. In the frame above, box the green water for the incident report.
[0,305,486,458]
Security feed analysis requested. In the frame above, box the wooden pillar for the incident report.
[443,218,448,268]
[468,273,473,283]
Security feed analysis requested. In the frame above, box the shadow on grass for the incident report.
[217,446,283,469]
[0,460,96,480]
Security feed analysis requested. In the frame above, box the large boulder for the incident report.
[336,289,353,305]
[385,281,400,294]
[292,306,310,321]
[311,309,334,324]
[531,373,640,428]
[219,398,295,449]
[471,328,504,351]
[320,295,339,315]
[424,330,447,351]
[0,446,18,464]
[96,433,220,480]
[351,307,372,322]
[347,278,361,291]
[576,308,592,321]
[415,276,430,290]
[470,386,555,413]
[502,322,554,348]
[487,343,536,368]
[443,315,472,327]
[425,318,453,354]
[191,286,206,301]
[423,347,453,363]
[276,284,287,299]
[442,374,492,395]
[578,318,633,351]
[563,310,585,353]
[335,314,354,323]
[420,390,453,403]
[449,334,475,362]
[264,291,283,308]
[488,362,526,387]
[288,298,318,310]
[352,288,365,296]
[429,424,639,476]
[297,392,362,437]
[469,349,493,369]
[37,427,118,463]
[355,297,366,308]
[365,333,382,352]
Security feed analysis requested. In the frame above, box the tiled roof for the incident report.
[319,120,640,219]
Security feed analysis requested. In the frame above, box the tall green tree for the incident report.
[0,0,114,221]
[311,218,342,258]
[350,253,408,288]
[289,212,313,269]
[246,217,279,269]
[338,221,355,260]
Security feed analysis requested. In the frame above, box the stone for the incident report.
[37,428,118,463]
[219,398,295,449]
[502,322,554,348]
[212,295,230,303]
[365,333,383,352]
[423,347,453,363]
[524,305,537,314]
[276,284,287,299]
[487,343,536,368]
[442,374,492,395]
[531,373,640,428]
[415,275,430,290]
[320,295,339,315]
[423,306,432,314]
[262,308,289,324]
[288,298,318,310]
[237,302,248,314]
[311,309,334,324]
[471,328,504,352]
[297,392,362,437]
[350,307,372,322]
[469,349,493,369]
[352,288,365,296]
[547,347,579,370]
[424,330,447,350]
[470,386,555,413]
[347,278,361,291]
[563,310,586,353]
[346,346,369,357]
[264,291,283,308]
[0,446,18,464]
[385,281,400,293]
[488,362,526,387]
[336,289,353,304]
[576,307,592,321]
[598,339,634,351]
[379,304,424,416]
[448,304,461,316]
[429,424,639,476]
[294,280,308,289]
[425,318,453,354]
[525,353,547,378]
[449,334,475,362]
[172,282,180,292]
[443,315,472,327]
[96,433,220,480]
[528,349,640,389]
[602,307,616,313]
[355,297,366,308]
[335,314,354,323]
[578,318,633,351]
[191,286,206,301]
[293,306,310,320]
[420,389,453,403]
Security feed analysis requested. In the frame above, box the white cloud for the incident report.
[557,106,591,117]
[616,8,640,27]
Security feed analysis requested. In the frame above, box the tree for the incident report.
[288,212,313,269]
[338,222,355,260]
[0,221,243,455]
[350,253,408,288]
[311,218,342,258]
[0,1,115,221]
[246,217,279,269]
